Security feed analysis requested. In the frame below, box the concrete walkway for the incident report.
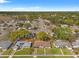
[9,50,16,58]
[70,49,78,58]
[33,48,37,58]
[60,48,64,55]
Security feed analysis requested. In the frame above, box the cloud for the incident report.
[8,7,79,11]
[10,6,41,11]
[0,0,9,4]
[0,6,79,11]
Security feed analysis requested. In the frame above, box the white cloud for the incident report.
[10,6,41,11]
[0,6,79,11]
[0,0,9,4]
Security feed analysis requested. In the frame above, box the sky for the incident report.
[0,0,79,11]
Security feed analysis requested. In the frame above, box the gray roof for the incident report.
[54,40,71,48]
[72,39,79,48]
[0,40,12,49]
[14,41,31,48]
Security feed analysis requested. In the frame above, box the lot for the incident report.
[37,56,74,58]
[0,47,76,58]
[2,48,13,55]
[61,48,72,55]
[73,48,79,54]
[0,49,2,53]
[14,48,33,55]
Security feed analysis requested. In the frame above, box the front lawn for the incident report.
[2,48,13,55]
[46,47,61,55]
[36,48,44,54]
[0,49,2,53]
[13,56,33,58]
[0,56,9,58]
[62,48,72,55]
[37,56,74,58]
[73,48,79,54]
[14,48,33,55]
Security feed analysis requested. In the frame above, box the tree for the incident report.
[36,32,50,41]
[9,29,31,42]
[16,23,24,27]
[63,18,73,25]
[54,26,76,49]
[54,26,75,42]
[24,23,31,29]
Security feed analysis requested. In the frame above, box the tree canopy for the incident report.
[53,26,75,41]
[9,29,31,42]
[36,32,50,41]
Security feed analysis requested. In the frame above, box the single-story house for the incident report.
[54,40,72,48]
[0,40,12,50]
[75,32,79,37]
[33,41,51,48]
[13,41,32,50]
[70,25,79,31]
[72,39,79,48]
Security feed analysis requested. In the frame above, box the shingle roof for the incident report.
[0,40,12,49]
[33,41,51,48]
[55,40,71,48]
[72,39,79,48]
[14,41,31,48]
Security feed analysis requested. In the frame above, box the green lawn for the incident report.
[46,47,61,55]
[13,56,33,58]
[2,49,13,55]
[0,49,2,53]
[52,56,74,58]
[73,48,79,54]
[37,56,74,58]
[62,48,72,55]
[0,56,9,58]
[46,48,53,54]
[35,47,61,55]
[37,56,53,58]
[36,48,44,54]
[14,48,33,55]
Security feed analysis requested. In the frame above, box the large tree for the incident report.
[9,29,31,42]
[36,32,50,41]
[54,26,75,42]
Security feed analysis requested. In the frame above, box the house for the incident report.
[0,40,12,50]
[70,25,79,31]
[54,40,72,48]
[13,41,32,50]
[75,32,79,37]
[33,41,51,48]
[72,39,79,48]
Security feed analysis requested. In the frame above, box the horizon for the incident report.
[0,0,79,11]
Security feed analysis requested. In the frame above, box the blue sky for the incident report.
[0,0,79,11]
